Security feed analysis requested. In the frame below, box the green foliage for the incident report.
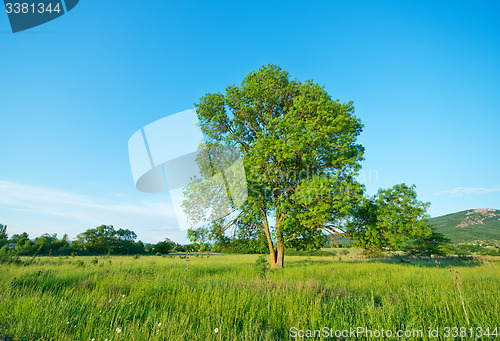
[285,249,335,256]
[0,224,8,250]
[403,229,452,257]
[255,254,267,278]
[349,184,430,252]
[483,247,500,256]
[77,225,144,255]
[151,239,176,255]
[0,244,19,264]
[185,65,434,266]
[187,64,365,267]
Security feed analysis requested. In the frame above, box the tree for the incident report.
[348,184,430,252]
[77,225,116,254]
[77,225,144,255]
[185,64,430,268]
[186,64,365,268]
[12,232,34,255]
[152,238,176,255]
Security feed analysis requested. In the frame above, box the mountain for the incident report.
[430,208,500,244]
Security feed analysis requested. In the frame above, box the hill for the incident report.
[430,208,500,244]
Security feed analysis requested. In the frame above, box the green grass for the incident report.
[0,254,499,340]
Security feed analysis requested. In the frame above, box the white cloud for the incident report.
[0,181,186,243]
[435,187,500,197]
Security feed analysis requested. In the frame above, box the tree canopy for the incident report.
[185,64,430,267]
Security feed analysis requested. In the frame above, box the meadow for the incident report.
[0,253,499,340]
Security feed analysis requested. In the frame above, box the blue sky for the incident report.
[1,0,499,243]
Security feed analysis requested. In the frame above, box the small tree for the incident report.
[348,184,430,252]
[153,238,176,254]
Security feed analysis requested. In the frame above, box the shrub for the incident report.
[255,255,267,278]
[0,245,19,264]
[340,249,350,256]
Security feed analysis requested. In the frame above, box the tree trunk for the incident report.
[274,245,284,268]
[261,208,277,266]
[272,214,285,268]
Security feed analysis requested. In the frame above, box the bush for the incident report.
[0,245,19,264]
[255,255,267,278]
[286,249,334,257]
[483,247,500,256]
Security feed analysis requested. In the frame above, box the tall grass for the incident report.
[0,254,498,340]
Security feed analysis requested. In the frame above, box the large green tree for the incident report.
[186,64,429,268]
[187,64,365,268]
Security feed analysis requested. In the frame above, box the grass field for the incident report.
[0,253,499,340]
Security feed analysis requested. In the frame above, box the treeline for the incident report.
[0,224,185,256]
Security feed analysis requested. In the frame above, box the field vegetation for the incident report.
[1,253,499,340]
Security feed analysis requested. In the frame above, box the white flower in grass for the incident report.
[74,325,77,328]
[129,302,133,305]
[66,321,69,324]
[116,327,122,333]
[122,294,125,298]
[158,323,162,327]
[91,339,95,341]
[109,299,112,303]
[118,316,122,319]
[215,328,219,333]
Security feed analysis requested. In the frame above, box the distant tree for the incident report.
[77,225,144,255]
[77,225,116,254]
[12,232,34,255]
[33,233,58,255]
[152,238,176,254]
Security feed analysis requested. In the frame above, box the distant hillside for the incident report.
[430,208,500,244]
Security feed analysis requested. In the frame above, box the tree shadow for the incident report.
[371,255,483,268]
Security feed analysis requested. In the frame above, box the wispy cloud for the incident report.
[0,181,182,242]
[435,187,500,197]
